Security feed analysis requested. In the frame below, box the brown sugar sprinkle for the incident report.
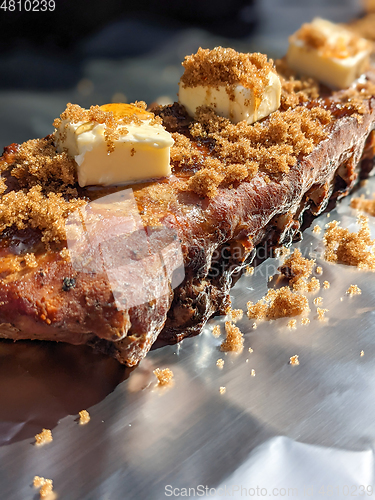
[0,185,86,246]
[79,410,91,424]
[153,368,174,386]
[186,106,331,197]
[180,48,274,98]
[275,246,291,259]
[179,94,331,197]
[346,284,362,296]
[24,253,38,268]
[289,355,300,366]
[212,325,221,338]
[219,386,226,394]
[317,307,328,321]
[323,280,330,289]
[220,321,244,353]
[0,136,86,247]
[287,319,297,329]
[228,308,244,322]
[279,248,315,289]
[248,347,253,353]
[337,80,375,115]
[35,429,53,446]
[301,317,310,325]
[245,266,255,276]
[7,136,77,188]
[313,225,322,234]
[33,477,53,498]
[247,287,310,321]
[314,296,323,306]
[350,195,375,217]
[251,369,256,376]
[360,350,365,357]
[216,359,225,369]
[324,215,375,269]
[316,266,323,275]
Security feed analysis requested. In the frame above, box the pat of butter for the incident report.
[178,71,281,125]
[287,18,372,89]
[54,103,174,187]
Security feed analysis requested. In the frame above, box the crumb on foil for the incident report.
[153,368,174,386]
[79,410,91,425]
[220,321,244,353]
[35,429,52,446]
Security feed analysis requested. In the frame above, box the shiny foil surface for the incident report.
[1,175,375,499]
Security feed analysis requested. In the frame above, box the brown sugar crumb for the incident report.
[279,248,315,289]
[220,321,244,353]
[79,410,91,425]
[0,185,86,246]
[287,319,297,329]
[251,369,256,376]
[323,280,330,289]
[182,101,331,198]
[350,195,375,217]
[301,317,310,325]
[324,215,375,269]
[275,246,291,259]
[360,350,365,357]
[24,253,38,268]
[228,308,244,322]
[216,359,225,369]
[346,284,362,296]
[313,297,323,306]
[7,136,77,188]
[153,368,174,386]
[248,347,254,353]
[33,477,53,498]
[35,429,53,446]
[212,325,221,338]
[187,167,225,198]
[252,322,257,329]
[180,48,274,97]
[316,266,323,275]
[247,287,310,321]
[245,266,255,276]
[317,307,328,321]
[289,355,300,366]
[59,247,71,261]
[0,136,87,248]
[313,225,322,234]
[219,386,226,394]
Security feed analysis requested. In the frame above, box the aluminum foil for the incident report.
[1,174,375,499]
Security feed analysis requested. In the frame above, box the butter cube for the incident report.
[178,47,281,125]
[54,103,174,187]
[287,18,372,89]
[179,71,281,125]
